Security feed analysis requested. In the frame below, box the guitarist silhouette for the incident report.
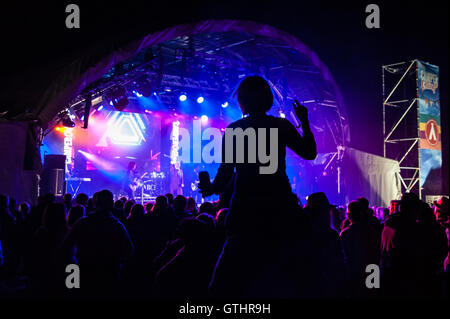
[123,161,147,199]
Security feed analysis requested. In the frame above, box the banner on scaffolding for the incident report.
[417,60,442,193]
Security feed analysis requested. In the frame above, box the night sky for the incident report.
[1,0,448,192]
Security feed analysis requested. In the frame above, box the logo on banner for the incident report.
[425,119,438,146]
[420,70,438,94]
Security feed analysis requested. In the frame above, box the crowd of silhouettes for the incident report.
[0,76,448,299]
[0,190,448,299]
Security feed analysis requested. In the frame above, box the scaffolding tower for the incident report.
[382,60,421,199]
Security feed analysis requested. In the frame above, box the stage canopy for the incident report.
[3,19,350,154]
[1,19,376,205]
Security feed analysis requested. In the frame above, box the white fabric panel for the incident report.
[343,147,402,207]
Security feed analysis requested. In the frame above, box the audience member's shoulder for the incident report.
[275,116,296,129]
[227,118,245,128]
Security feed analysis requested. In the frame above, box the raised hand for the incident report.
[293,99,309,124]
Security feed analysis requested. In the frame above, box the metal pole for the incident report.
[384,60,416,104]
[415,61,422,199]
[384,98,417,142]
[382,65,386,157]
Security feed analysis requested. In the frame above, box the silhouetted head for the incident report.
[199,202,217,217]
[173,195,187,211]
[357,197,369,211]
[153,195,168,213]
[347,200,364,224]
[129,204,145,219]
[305,192,335,227]
[235,75,273,115]
[399,192,421,219]
[75,193,89,207]
[187,197,197,212]
[114,199,124,210]
[68,205,85,227]
[96,190,114,212]
[63,193,72,204]
[145,202,153,214]
[305,192,335,211]
[124,200,135,215]
[119,196,127,203]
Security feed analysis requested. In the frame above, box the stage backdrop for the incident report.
[417,61,442,195]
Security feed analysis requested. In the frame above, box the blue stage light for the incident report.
[197,96,204,104]
[133,90,143,98]
[201,115,208,123]
[221,101,228,108]
[179,94,187,102]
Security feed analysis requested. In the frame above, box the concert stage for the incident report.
[1,20,403,207]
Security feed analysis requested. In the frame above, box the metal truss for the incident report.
[382,60,421,198]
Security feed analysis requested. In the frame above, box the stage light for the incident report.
[197,96,204,104]
[113,97,128,111]
[179,94,187,102]
[221,101,228,108]
[133,90,143,98]
[201,115,208,123]
[279,111,286,118]
[62,116,75,128]
[108,86,128,111]
[97,105,104,111]
[134,77,153,97]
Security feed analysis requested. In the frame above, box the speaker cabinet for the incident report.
[40,155,66,196]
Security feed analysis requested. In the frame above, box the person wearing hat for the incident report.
[340,200,380,298]
[304,192,345,298]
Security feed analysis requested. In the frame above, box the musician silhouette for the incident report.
[124,161,138,199]
[169,161,184,196]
